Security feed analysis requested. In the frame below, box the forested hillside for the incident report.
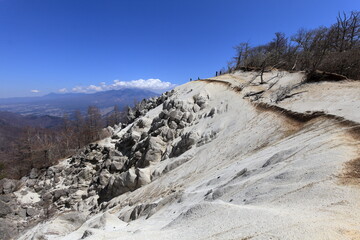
[223,11,359,79]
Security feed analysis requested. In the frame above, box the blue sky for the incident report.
[0,0,358,98]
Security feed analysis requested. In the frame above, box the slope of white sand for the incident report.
[18,71,360,240]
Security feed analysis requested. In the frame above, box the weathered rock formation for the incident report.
[2,70,360,240]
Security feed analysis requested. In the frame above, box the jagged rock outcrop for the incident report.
[97,94,207,203]
[0,88,215,239]
[0,91,181,238]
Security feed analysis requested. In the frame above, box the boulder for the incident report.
[53,189,69,201]
[42,192,53,202]
[44,179,52,190]
[193,104,200,113]
[0,194,13,203]
[104,159,112,169]
[110,161,124,172]
[26,179,37,188]
[54,175,61,183]
[46,167,55,177]
[78,168,93,182]
[124,168,137,190]
[163,99,172,110]
[26,207,37,217]
[182,111,190,121]
[173,99,184,109]
[17,207,27,218]
[151,118,166,131]
[0,200,12,217]
[141,137,166,167]
[170,131,200,157]
[86,152,103,163]
[178,120,187,129]
[188,113,194,123]
[169,110,184,123]
[1,178,17,194]
[130,130,142,142]
[29,168,39,179]
[136,117,152,129]
[34,184,44,192]
[159,110,169,119]
[186,131,200,146]
[99,170,111,186]
[98,168,137,203]
[136,168,152,187]
[164,128,176,141]
[168,121,178,129]
[109,150,122,157]
[193,92,208,109]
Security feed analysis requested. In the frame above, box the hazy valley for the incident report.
[0,89,157,117]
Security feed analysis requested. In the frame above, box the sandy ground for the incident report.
[18,71,360,240]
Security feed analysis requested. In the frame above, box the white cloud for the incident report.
[71,86,88,93]
[69,78,176,93]
[58,88,68,93]
[88,85,103,91]
[31,89,40,93]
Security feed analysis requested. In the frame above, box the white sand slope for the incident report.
[18,71,360,240]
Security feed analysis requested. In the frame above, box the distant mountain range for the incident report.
[0,88,158,116]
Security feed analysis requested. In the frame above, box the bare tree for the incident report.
[233,42,250,69]
[86,106,102,142]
